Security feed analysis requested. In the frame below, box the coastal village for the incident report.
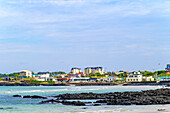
[0,64,170,85]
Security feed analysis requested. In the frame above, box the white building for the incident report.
[114,72,124,75]
[37,72,50,81]
[143,76,154,81]
[20,70,32,77]
[126,72,143,82]
[47,77,57,81]
[107,76,116,82]
[69,77,89,83]
[84,67,104,75]
[38,72,50,78]
[71,68,81,74]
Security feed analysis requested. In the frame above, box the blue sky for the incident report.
[0,0,170,73]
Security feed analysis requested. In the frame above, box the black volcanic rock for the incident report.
[40,99,60,104]
[56,88,170,105]
[23,95,32,98]
[61,100,86,106]
[13,95,21,97]
[22,95,47,99]
[31,95,47,99]
[14,88,170,106]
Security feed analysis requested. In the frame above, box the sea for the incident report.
[0,86,169,113]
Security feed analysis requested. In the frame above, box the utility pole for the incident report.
[112,69,114,75]
[157,63,160,82]
[153,68,156,82]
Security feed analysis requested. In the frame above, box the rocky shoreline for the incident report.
[13,88,170,106]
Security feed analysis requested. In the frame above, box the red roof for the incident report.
[57,78,69,80]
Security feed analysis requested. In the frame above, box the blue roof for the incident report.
[157,77,170,79]
[89,78,97,80]
[38,72,49,74]
[0,76,8,78]
[33,74,38,76]
[52,75,59,76]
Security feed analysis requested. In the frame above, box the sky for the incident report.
[0,0,170,73]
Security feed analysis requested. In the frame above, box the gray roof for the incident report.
[85,67,103,69]
[71,67,81,70]
[38,72,49,74]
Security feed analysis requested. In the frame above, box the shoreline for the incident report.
[0,81,169,86]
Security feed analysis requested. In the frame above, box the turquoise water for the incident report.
[0,86,169,113]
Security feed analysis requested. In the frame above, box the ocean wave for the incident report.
[4,86,159,94]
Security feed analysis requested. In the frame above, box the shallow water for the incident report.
[0,86,169,113]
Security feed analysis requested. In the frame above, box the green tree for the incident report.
[155,70,166,75]
[14,74,20,80]
[117,73,127,78]
[119,70,124,72]
[141,71,154,77]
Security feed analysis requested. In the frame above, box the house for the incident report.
[143,76,155,81]
[84,67,104,75]
[32,74,38,78]
[71,68,81,74]
[47,77,58,81]
[51,74,65,78]
[89,78,98,82]
[38,72,50,78]
[51,75,60,78]
[78,72,83,76]
[165,64,170,74]
[124,71,130,74]
[107,76,115,82]
[37,72,50,81]
[69,74,80,78]
[157,77,170,81]
[57,78,70,82]
[114,72,124,75]
[69,77,90,83]
[126,72,143,82]
[32,74,38,80]
[99,76,117,82]
[20,70,32,78]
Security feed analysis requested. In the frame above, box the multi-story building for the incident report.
[20,70,32,78]
[71,68,81,74]
[126,72,143,82]
[84,67,104,75]
[165,64,170,74]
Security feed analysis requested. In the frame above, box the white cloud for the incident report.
[4,0,115,5]
[1,0,170,19]
[0,9,19,17]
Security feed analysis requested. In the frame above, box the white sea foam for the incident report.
[4,86,160,94]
